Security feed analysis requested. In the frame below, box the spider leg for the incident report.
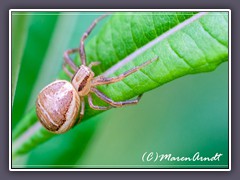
[62,62,74,78]
[76,97,85,124]
[92,56,159,86]
[63,48,79,72]
[88,93,112,110]
[91,87,143,107]
[88,61,101,69]
[80,14,108,66]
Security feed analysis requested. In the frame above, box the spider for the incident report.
[36,14,158,134]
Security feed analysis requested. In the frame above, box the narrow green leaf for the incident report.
[12,12,228,158]
[12,13,29,104]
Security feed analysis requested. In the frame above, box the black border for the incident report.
[10,9,230,171]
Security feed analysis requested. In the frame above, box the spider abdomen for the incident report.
[36,80,80,134]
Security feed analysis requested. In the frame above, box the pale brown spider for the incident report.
[36,14,158,134]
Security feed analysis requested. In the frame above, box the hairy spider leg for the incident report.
[92,56,159,86]
[88,61,101,69]
[88,93,112,110]
[76,96,85,124]
[79,14,108,66]
[91,87,143,107]
[62,62,74,78]
[63,48,79,72]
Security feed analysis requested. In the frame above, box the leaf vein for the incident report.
[181,30,210,66]
[129,16,141,49]
[166,39,194,70]
[132,61,159,85]
[151,13,159,38]
[110,22,123,60]
[198,19,228,48]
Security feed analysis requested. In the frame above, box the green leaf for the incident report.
[11,13,29,105]
[12,12,228,159]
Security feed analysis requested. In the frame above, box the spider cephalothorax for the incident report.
[71,65,95,96]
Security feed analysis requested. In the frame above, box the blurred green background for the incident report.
[12,12,229,168]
